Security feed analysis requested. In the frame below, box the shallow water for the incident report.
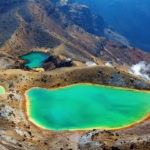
[26,84,150,130]
[21,52,49,68]
[0,86,5,94]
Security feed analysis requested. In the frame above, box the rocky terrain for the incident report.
[0,66,150,150]
[0,0,150,149]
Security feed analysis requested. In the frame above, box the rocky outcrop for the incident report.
[42,54,73,71]
[79,130,150,150]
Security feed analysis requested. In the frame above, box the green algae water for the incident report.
[0,86,5,94]
[21,52,49,68]
[26,84,150,130]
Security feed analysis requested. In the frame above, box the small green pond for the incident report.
[26,84,150,130]
[21,52,49,68]
[0,86,5,94]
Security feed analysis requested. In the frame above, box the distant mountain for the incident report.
[72,0,150,52]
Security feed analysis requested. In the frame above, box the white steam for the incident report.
[129,61,150,81]
[105,61,113,67]
[86,61,97,67]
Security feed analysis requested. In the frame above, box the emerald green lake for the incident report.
[26,84,150,130]
[0,86,5,94]
[21,52,49,68]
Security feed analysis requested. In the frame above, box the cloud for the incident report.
[129,61,150,81]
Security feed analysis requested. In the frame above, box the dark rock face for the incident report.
[57,3,106,36]
[42,55,73,71]
[134,79,149,89]
[108,72,127,87]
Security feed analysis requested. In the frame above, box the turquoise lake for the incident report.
[0,86,5,94]
[21,52,49,68]
[26,84,150,130]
